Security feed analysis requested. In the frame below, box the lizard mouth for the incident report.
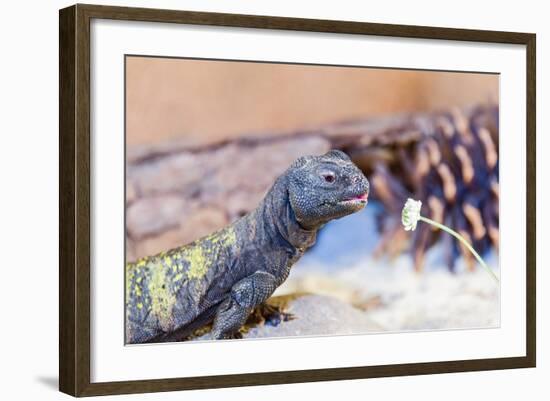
[340,192,369,206]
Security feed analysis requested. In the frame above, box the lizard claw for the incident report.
[256,303,294,327]
[265,311,294,326]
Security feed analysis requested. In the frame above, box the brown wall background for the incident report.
[126,57,498,147]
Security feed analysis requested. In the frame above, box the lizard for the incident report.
[125,149,370,343]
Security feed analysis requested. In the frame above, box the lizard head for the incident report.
[287,149,370,230]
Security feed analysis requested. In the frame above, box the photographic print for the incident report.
[124,57,500,344]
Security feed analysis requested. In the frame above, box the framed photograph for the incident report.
[59,4,536,397]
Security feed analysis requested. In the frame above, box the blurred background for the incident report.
[126,56,500,338]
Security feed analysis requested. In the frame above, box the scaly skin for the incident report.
[125,150,370,343]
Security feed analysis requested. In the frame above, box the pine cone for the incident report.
[340,103,499,272]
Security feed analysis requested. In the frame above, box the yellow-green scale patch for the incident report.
[125,259,151,322]
[182,226,237,280]
[207,226,237,247]
[126,226,238,332]
[184,245,209,280]
[125,264,135,302]
[147,260,176,331]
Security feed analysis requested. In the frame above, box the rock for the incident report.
[131,206,228,261]
[208,137,331,195]
[187,294,383,342]
[125,238,137,263]
[177,206,229,244]
[126,195,189,239]
[126,180,138,204]
[130,152,210,196]
[130,136,330,200]
[133,228,186,261]
[244,294,383,339]
[274,274,365,306]
[126,137,207,164]
[212,189,266,222]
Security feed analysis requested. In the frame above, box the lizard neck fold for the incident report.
[257,175,317,251]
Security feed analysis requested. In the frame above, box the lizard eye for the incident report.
[322,172,336,183]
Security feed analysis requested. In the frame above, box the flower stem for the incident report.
[418,216,499,284]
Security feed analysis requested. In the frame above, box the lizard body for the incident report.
[126,150,369,343]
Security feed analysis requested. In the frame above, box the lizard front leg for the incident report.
[211,271,279,340]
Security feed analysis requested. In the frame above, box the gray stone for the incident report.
[244,294,384,339]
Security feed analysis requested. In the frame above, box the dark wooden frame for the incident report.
[59,3,536,397]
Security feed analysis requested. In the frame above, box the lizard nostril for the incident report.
[353,175,365,185]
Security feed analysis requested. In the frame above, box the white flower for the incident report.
[402,198,422,231]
